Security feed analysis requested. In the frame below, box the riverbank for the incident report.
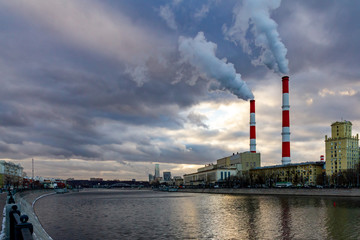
[0,192,7,235]
[178,188,360,197]
[14,189,56,240]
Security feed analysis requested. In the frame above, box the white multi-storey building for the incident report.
[0,160,23,187]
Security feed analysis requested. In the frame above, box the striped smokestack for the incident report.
[250,100,256,153]
[282,76,290,164]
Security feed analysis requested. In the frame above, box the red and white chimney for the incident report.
[282,76,291,164]
[250,100,256,153]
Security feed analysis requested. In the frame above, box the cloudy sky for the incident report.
[0,0,359,180]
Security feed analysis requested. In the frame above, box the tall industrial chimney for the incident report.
[282,76,291,165]
[250,100,256,153]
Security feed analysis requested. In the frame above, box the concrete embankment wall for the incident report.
[15,190,55,240]
[178,188,360,197]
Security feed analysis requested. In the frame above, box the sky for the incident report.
[0,0,360,181]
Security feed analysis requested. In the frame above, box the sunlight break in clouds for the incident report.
[319,88,357,97]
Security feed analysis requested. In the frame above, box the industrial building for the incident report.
[183,152,261,186]
[241,76,327,186]
[250,161,324,186]
[173,176,184,186]
[325,120,360,176]
[183,165,237,186]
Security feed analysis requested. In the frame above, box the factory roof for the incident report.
[184,166,237,176]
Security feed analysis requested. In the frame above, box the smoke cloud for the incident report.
[178,32,254,100]
[225,0,289,74]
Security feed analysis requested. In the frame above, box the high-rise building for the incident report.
[325,120,359,176]
[163,172,171,181]
[154,164,160,178]
[148,174,154,182]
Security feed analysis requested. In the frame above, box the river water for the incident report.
[34,189,360,240]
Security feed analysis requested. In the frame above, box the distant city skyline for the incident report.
[1,1,360,180]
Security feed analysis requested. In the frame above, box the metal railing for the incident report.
[6,191,34,240]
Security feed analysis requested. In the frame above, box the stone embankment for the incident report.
[14,190,55,240]
[0,192,7,235]
[178,188,360,197]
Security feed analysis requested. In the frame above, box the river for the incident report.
[34,189,360,239]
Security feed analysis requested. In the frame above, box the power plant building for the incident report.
[183,152,260,186]
[250,161,324,186]
[325,120,359,176]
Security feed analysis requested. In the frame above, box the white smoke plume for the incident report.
[158,4,177,30]
[178,32,254,100]
[224,0,289,74]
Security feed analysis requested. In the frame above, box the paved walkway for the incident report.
[15,190,55,240]
[0,190,54,239]
[0,192,7,233]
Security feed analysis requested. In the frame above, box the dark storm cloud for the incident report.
[0,0,212,162]
[0,61,212,160]
[0,142,14,153]
[159,143,228,165]
[0,105,29,127]
[221,131,249,141]
[276,0,360,75]
[187,112,208,128]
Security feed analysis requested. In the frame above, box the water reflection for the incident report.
[243,197,258,239]
[279,198,292,239]
[34,190,360,240]
[174,193,201,239]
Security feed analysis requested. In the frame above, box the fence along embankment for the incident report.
[14,190,55,240]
